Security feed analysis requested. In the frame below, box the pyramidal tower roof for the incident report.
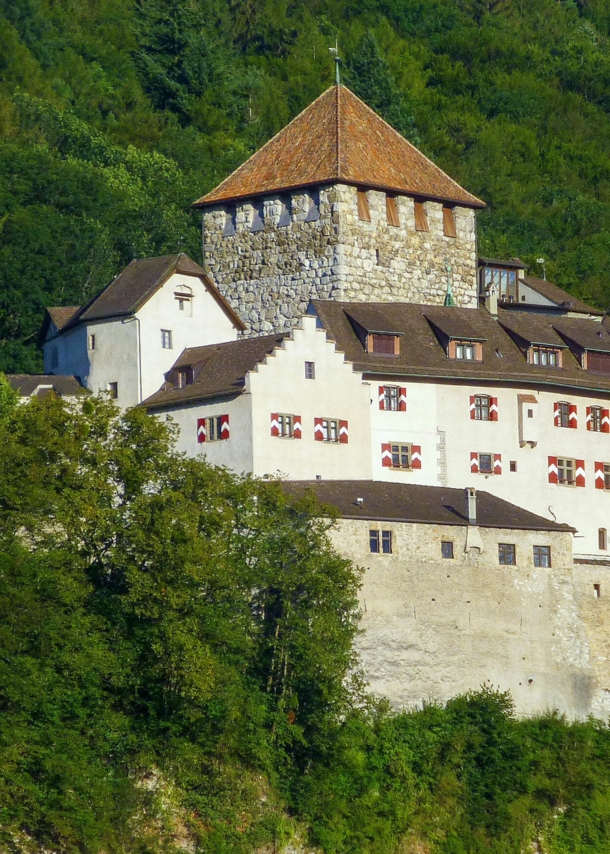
[194,85,484,209]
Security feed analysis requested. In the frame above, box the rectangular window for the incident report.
[533,545,551,568]
[391,443,412,469]
[88,334,96,350]
[590,406,603,432]
[207,415,223,442]
[599,528,607,550]
[384,386,399,411]
[558,457,575,485]
[357,189,371,222]
[278,197,291,227]
[498,543,516,565]
[161,329,172,349]
[483,266,518,302]
[530,347,558,367]
[369,333,399,355]
[441,541,454,559]
[305,361,315,379]
[177,368,193,388]
[455,342,476,360]
[594,583,602,598]
[478,453,493,473]
[223,208,236,237]
[382,530,393,554]
[386,194,400,227]
[605,464,610,490]
[322,418,339,442]
[108,382,118,399]
[414,200,429,232]
[305,194,319,222]
[443,205,457,238]
[474,395,490,421]
[250,203,264,232]
[370,530,380,553]
[557,402,570,428]
[510,461,517,472]
[277,413,293,438]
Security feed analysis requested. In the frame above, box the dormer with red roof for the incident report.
[194,84,485,336]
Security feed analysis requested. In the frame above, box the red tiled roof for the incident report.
[194,86,485,209]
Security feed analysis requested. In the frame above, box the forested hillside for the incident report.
[3,0,610,370]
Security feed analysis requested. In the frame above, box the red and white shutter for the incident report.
[293,415,302,438]
[575,459,585,487]
[490,397,499,422]
[220,414,230,439]
[586,406,592,431]
[493,453,502,474]
[548,456,558,484]
[469,395,476,420]
[381,443,392,467]
[553,402,560,427]
[470,452,479,473]
[339,420,349,444]
[411,445,422,469]
[197,418,206,444]
[569,404,578,428]
[378,386,386,411]
[270,413,279,437]
[314,417,324,441]
[595,461,605,490]
[398,387,407,412]
[603,409,610,433]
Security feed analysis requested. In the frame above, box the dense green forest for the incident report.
[3,379,610,854]
[3,0,610,370]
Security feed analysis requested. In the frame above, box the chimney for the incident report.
[485,283,498,317]
[466,487,477,525]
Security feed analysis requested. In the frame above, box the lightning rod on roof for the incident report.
[329,40,341,85]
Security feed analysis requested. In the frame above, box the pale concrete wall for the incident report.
[203,183,478,336]
[329,518,609,720]
[248,315,372,479]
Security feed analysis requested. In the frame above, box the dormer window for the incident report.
[529,346,560,367]
[481,265,518,302]
[175,284,193,316]
[450,340,481,361]
[367,333,400,356]
[176,367,194,389]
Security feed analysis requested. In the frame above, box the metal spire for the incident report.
[329,40,341,85]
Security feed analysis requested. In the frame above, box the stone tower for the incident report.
[194,85,485,335]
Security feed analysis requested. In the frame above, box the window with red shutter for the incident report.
[220,414,230,439]
[399,387,407,411]
[339,420,349,444]
[293,415,302,438]
[411,445,422,469]
[548,456,559,484]
[575,459,585,487]
[270,413,279,437]
[197,418,206,444]
[379,386,386,410]
[381,443,392,467]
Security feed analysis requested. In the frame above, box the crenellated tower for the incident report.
[194,85,485,335]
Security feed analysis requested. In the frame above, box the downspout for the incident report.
[135,315,142,403]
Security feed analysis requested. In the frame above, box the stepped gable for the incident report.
[47,254,244,335]
[194,85,484,209]
[281,481,574,532]
[143,334,285,409]
[311,300,610,391]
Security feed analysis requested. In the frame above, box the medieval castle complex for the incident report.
[16,84,610,720]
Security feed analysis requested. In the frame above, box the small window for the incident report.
[278,197,291,227]
[386,194,400,227]
[391,444,412,469]
[175,285,193,315]
[510,461,517,472]
[223,208,236,237]
[599,528,607,550]
[357,189,371,222]
[414,200,429,232]
[557,402,570,428]
[88,334,96,350]
[530,347,559,367]
[108,382,118,399]
[498,543,516,565]
[454,341,477,361]
[305,361,315,380]
[474,395,490,421]
[384,386,399,411]
[369,333,399,355]
[527,409,534,418]
[50,347,59,369]
[590,406,603,432]
[533,545,551,568]
[277,413,293,438]
[177,368,193,389]
[370,530,380,553]
[441,541,454,559]
[321,418,339,442]
[382,530,393,554]
[478,453,493,474]
[558,457,575,485]
[594,583,602,598]
[207,415,223,442]
[250,202,264,232]
[604,464,610,490]
[161,329,172,349]
[443,205,457,238]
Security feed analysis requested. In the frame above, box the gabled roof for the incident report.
[498,312,568,349]
[48,307,81,330]
[194,85,484,209]
[46,254,245,337]
[143,334,285,409]
[519,277,602,316]
[554,317,610,354]
[280,481,574,532]
[6,374,87,398]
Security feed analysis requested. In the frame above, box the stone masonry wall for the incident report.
[202,183,479,336]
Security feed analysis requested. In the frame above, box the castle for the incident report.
[20,84,610,719]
